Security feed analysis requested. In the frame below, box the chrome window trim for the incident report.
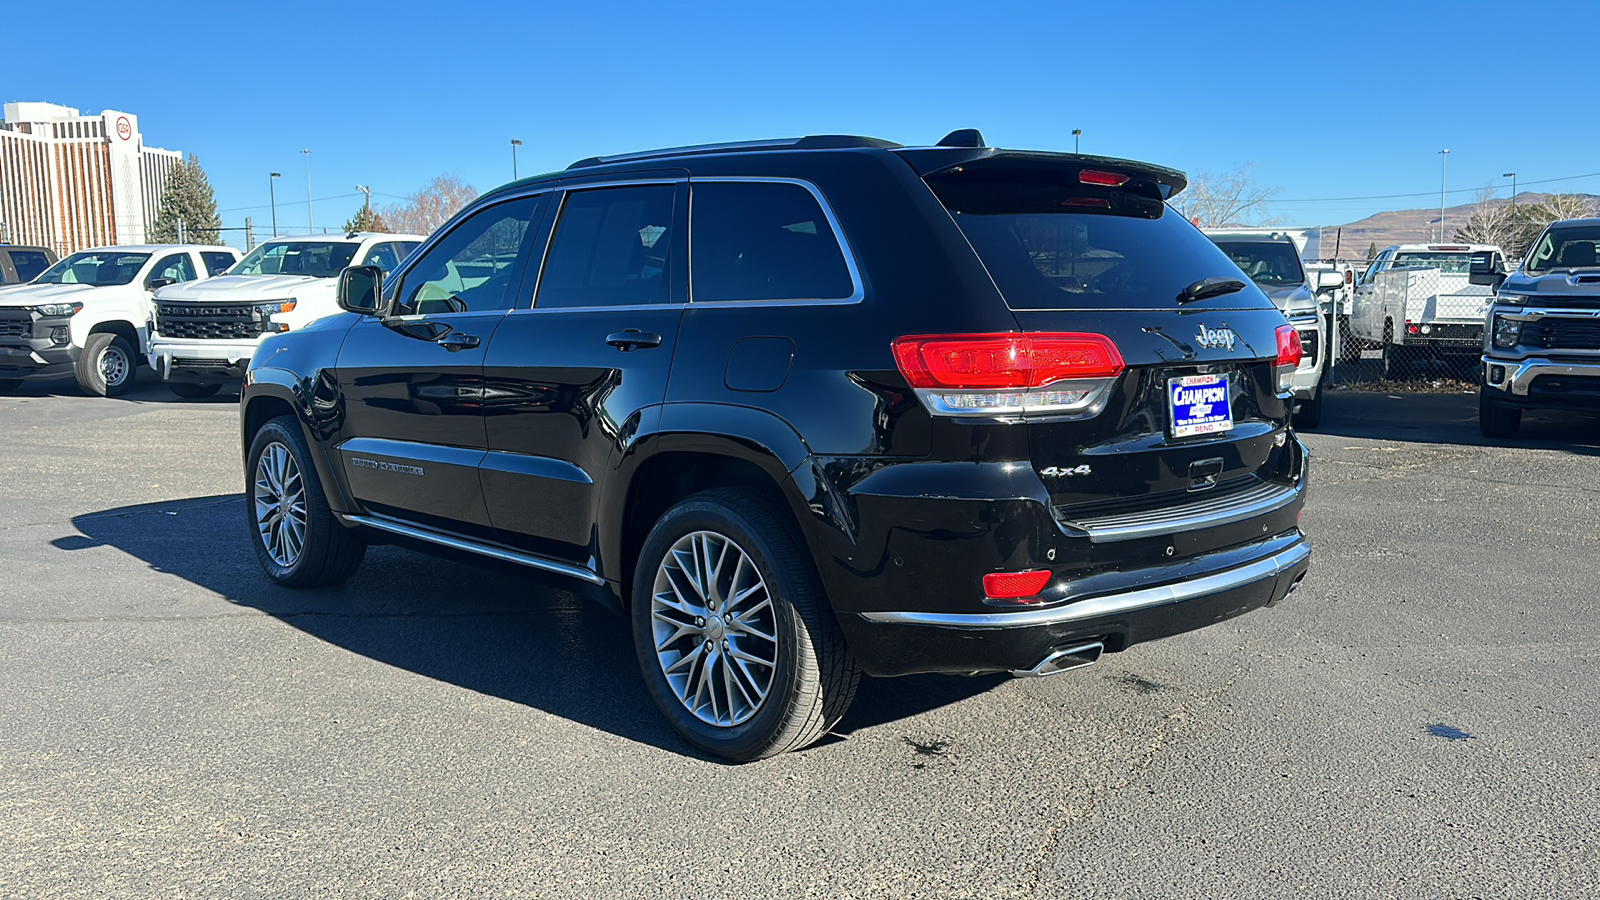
[527,179,688,312]
[857,540,1310,629]
[686,175,865,308]
[340,512,606,585]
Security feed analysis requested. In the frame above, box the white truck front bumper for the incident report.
[149,337,262,383]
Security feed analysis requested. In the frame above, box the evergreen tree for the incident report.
[344,206,391,233]
[1366,242,1378,261]
[151,155,222,244]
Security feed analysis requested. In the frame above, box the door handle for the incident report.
[436,332,481,352]
[605,330,663,352]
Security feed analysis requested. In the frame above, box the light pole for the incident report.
[302,149,313,233]
[511,138,523,179]
[355,185,371,232]
[1503,172,1517,208]
[1071,129,1082,154]
[1436,149,1450,241]
[268,172,281,237]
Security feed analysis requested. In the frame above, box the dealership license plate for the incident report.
[1168,373,1233,438]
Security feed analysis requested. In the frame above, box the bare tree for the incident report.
[1455,184,1531,255]
[1170,162,1282,228]
[1530,193,1597,225]
[379,175,479,236]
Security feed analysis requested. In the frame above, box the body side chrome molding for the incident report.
[341,513,607,585]
[858,540,1309,629]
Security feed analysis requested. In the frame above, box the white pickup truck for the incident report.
[1349,243,1503,378]
[149,232,422,397]
[0,244,240,396]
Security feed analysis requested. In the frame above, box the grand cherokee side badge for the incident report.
[1041,465,1092,477]
[1194,325,1238,351]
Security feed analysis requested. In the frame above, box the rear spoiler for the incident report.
[893,147,1188,200]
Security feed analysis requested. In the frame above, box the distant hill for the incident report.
[1322,192,1599,260]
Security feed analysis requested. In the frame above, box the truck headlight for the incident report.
[32,302,83,317]
[258,299,298,316]
[1491,316,1522,349]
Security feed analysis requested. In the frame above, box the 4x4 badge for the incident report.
[1194,324,1238,351]
[1041,465,1092,477]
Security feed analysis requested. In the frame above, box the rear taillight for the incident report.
[892,332,1125,417]
[1274,324,1302,392]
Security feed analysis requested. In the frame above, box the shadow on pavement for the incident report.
[1311,390,1600,454]
[0,368,239,403]
[65,494,996,759]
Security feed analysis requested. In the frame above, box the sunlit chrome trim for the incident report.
[857,540,1309,629]
[1063,479,1303,543]
[1483,355,1600,396]
[340,513,606,585]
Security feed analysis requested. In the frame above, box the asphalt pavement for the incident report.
[2,373,1596,899]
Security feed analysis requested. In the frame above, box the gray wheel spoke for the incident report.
[253,440,308,568]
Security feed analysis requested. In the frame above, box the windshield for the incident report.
[34,251,151,286]
[1525,225,1600,273]
[1391,252,1474,274]
[230,241,360,278]
[1211,240,1306,286]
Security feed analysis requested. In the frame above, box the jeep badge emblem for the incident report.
[1194,324,1238,351]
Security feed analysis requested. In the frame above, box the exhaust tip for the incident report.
[1011,641,1104,678]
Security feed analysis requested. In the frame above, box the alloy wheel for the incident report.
[650,530,779,727]
[253,442,307,568]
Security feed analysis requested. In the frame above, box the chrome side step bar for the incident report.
[1011,641,1104,678]
[340,514,606,585]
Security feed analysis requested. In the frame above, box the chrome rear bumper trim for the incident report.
[858,539,1310,630]
[1063,480,1302,543]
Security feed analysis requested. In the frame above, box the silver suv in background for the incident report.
[1206,230,1326,428]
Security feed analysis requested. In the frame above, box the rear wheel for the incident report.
[631,487,860,761]
[1292,381,1324,430]
[1479,391,1522,439]
[75,332,137,397]
[246,415,366,587]
[1379,324,1409,381]
[169,382,222,399]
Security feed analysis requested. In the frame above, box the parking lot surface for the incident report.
[2,375,1597,899]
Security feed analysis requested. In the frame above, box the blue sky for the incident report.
[5,0,1596,245]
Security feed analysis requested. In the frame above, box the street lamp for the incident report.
[1503,172,1517,208]
[355,184,371,231]
[511,139,523,179]
[1437,149,1449,241]
[1071,129,1082,154]
[302,149,313,233]
[268,172,281,238]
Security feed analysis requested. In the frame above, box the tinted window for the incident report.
[149,253,198,286]
[233,241,360,278]
[398,197,539,314]
[1210,240,1305,286]
[8,250,51,281]
[201,252,237,276]
[35,252,151,286]
[360,241,418,276]
[691,182,853,302]
[1525,225,1600,273]
[536,185,676,309]
[1391,252,1473,274]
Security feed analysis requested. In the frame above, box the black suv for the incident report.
[240,132,1312,760]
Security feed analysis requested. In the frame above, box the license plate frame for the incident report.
[1167,372,1234,438]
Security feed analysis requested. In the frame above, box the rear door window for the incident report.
[690,181,854,302]
[536,185,677,309]
[8,250,51,281]
[928,170,1272,310]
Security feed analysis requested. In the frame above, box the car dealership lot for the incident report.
[2,379,1597,898]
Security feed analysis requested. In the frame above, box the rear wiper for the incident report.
[1177,277,1246,304]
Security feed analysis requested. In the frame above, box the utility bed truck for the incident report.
[1350,243,1503,378]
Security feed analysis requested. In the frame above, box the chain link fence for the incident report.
[1322,265,1490,391]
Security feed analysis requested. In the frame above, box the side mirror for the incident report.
[337,265,388,315]
[1315,271,1345,290]
[147,277,175,291]
[1468,251,1506,287]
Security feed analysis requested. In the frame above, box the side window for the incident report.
[536,185,677,309]
[691,181,854,302]
[359,242,414,277]
[10,251,51,281]
[149,253,198,287]
[396,197,540,315]
[201,252,237,276]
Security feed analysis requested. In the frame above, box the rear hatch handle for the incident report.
[1177,277,1246,304]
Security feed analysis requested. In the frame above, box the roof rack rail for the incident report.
[566,134,901,169]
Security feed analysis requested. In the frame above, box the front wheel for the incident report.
[75,332,137,397]
[245,415,366,587]
[632,487,861,761]
[169,382,222,399]
[1479,391,1522,439]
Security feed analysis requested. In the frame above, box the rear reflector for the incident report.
[1079,169,1130,187]
[983,570,1052,599]
[893,333,1125,418]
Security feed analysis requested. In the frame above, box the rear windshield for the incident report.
[1525,225,1600,273]
[1210,240,1305,287]
[1390,252,1473,274]
[929,172,1267,310]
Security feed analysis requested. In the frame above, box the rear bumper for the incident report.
[1483,355,1600,408]
[1398,322,1482,349]
[839,531,1309,676]
[150,338,258,383]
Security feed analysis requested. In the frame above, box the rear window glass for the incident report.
[1391,252,1473,274]
[691,181,854,302]
[1210,240,1305,287]
[928,171,1268,310]
[8,250,51,281]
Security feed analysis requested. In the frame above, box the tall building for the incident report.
[0,102,182,255]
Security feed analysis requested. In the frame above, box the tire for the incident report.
[631,487,861,761]
[75,331,138,397]
[0,379,21,394]
[1479,391,1522,439]
[169,382,222,399]
[1292,381,1324,430]
[245,415,366,587]
[1379,324,1410,381]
